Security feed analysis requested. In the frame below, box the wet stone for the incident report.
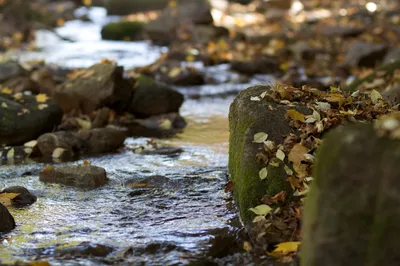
[1,186,37,207]
[55,242,114,258]
[0,203,15,233]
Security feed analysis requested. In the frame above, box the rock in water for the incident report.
[40,165,108,189]
[0,203,15,233]
[77,126,127,154]
[302,123,400,266]
[0,92,63,146]
[344,41,387,68]
[1,186,37,207]
[53,62,133,114]
[228,85,311,223]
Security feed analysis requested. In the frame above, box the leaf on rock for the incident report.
[249,204,272,216]
[259,167,268,180]
[268,242,301,258]
[243,241,253,252]
[42,165,54,171]
[371,89,383,104]
[254,132,268,143]
[83,160,92,165]
[1,87,12,94]
[36,94,49,103]
[288,143,308,165]
[250,96,261,101]
[1,102,8,108]
[276,149,285,161]
[285,110,305,122]
[38,104,48,110]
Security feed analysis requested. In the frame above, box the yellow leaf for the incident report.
[285,110,305,122]
[243,241,252,252]
[168,67,181,78]
[1,87,12,94]
[249,204,272,216]
[324,93,346,107]
[186,55,195,62]
[38,104,48,110]
[1,102,8,108]
[27,261,52,266]
[268,242,301,258]
[57,18,65,27]
[43,165,54,171]
[36,94,49,103]
[83,160,92,165]
[371,90,383,104]
[83,0,92,6]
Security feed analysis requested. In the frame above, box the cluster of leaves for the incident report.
[248,84,399,260]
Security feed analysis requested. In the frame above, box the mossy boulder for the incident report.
[228,85,311,223]
[0,92,63,146]
[101,21,145,41]
[302,123,400,266]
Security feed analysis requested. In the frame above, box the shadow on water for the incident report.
[0,7,276,266]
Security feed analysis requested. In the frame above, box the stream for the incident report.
[0,7,273,266]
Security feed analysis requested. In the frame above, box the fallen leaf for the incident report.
[285,110,305,122]
[38,104,48,110]
[0,193,20,207]
[259,167,268,180]
[268,242,301,258]
[1,102,8,108]
[243,241,252,252]
[1,87,12,94]
[254,132,268,143]
[370,89,383,104]
[249,204,272,216]
[83,160,92,165]
[36,94,49,103]
[250,96,261,101]
[276,149,285,161]
[288,143,308,165]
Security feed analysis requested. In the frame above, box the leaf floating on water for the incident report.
[254,132,268,143]
[285,110,305,122]
[83,160,92,165]
[249,204,272,216]
[36,93,49,103]
[259,167,268,180]
[370,89,383,104]
[268,242,301,258]
[42,165,54,171]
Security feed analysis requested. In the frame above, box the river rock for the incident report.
[36,131,87,158]
[1,76,40,94]
[230,56,280,75]
[1,186,37,207]
[302,123,400,266]
[344,41,388,68]
[104,0,169,15]
[130,75,184,118]
[30,68,57,95]
[229,85,311,223]
[190,25,229,44]
[53,62,133,114]
[40,165,108,189]
[0,203,15,233]
[145,0,213,44]
[0,61,25,83]
[92,107,112,129]
[117,112,186,138]
[383,47,400,64]
[101,20,145,41]
[76,126,127,154]
[55,242,114,258]
[0,92,63,146]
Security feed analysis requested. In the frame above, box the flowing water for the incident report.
[0,7,273,265]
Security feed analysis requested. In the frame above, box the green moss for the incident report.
[345,60,400,92]
[136,74,158,87]
[101,21,145,41]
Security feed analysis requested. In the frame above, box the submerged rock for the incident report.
[0,203,15,233]
[125,175,170,189]
[39,165,108,189]
[0,92,63,146]
[55,242,114,258]
[302,123,400,266]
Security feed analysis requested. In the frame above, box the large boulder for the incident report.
[228,85,311,223]
[53,62,133,114]
[0,92,63,146]
[0,203,15,233]
[130,75,184,118]
[145,0,213,44]
[302,122,400,266]
[40,165,108,189]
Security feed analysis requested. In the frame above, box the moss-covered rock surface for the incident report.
[302,121,400,266]
[101,21,145,41]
